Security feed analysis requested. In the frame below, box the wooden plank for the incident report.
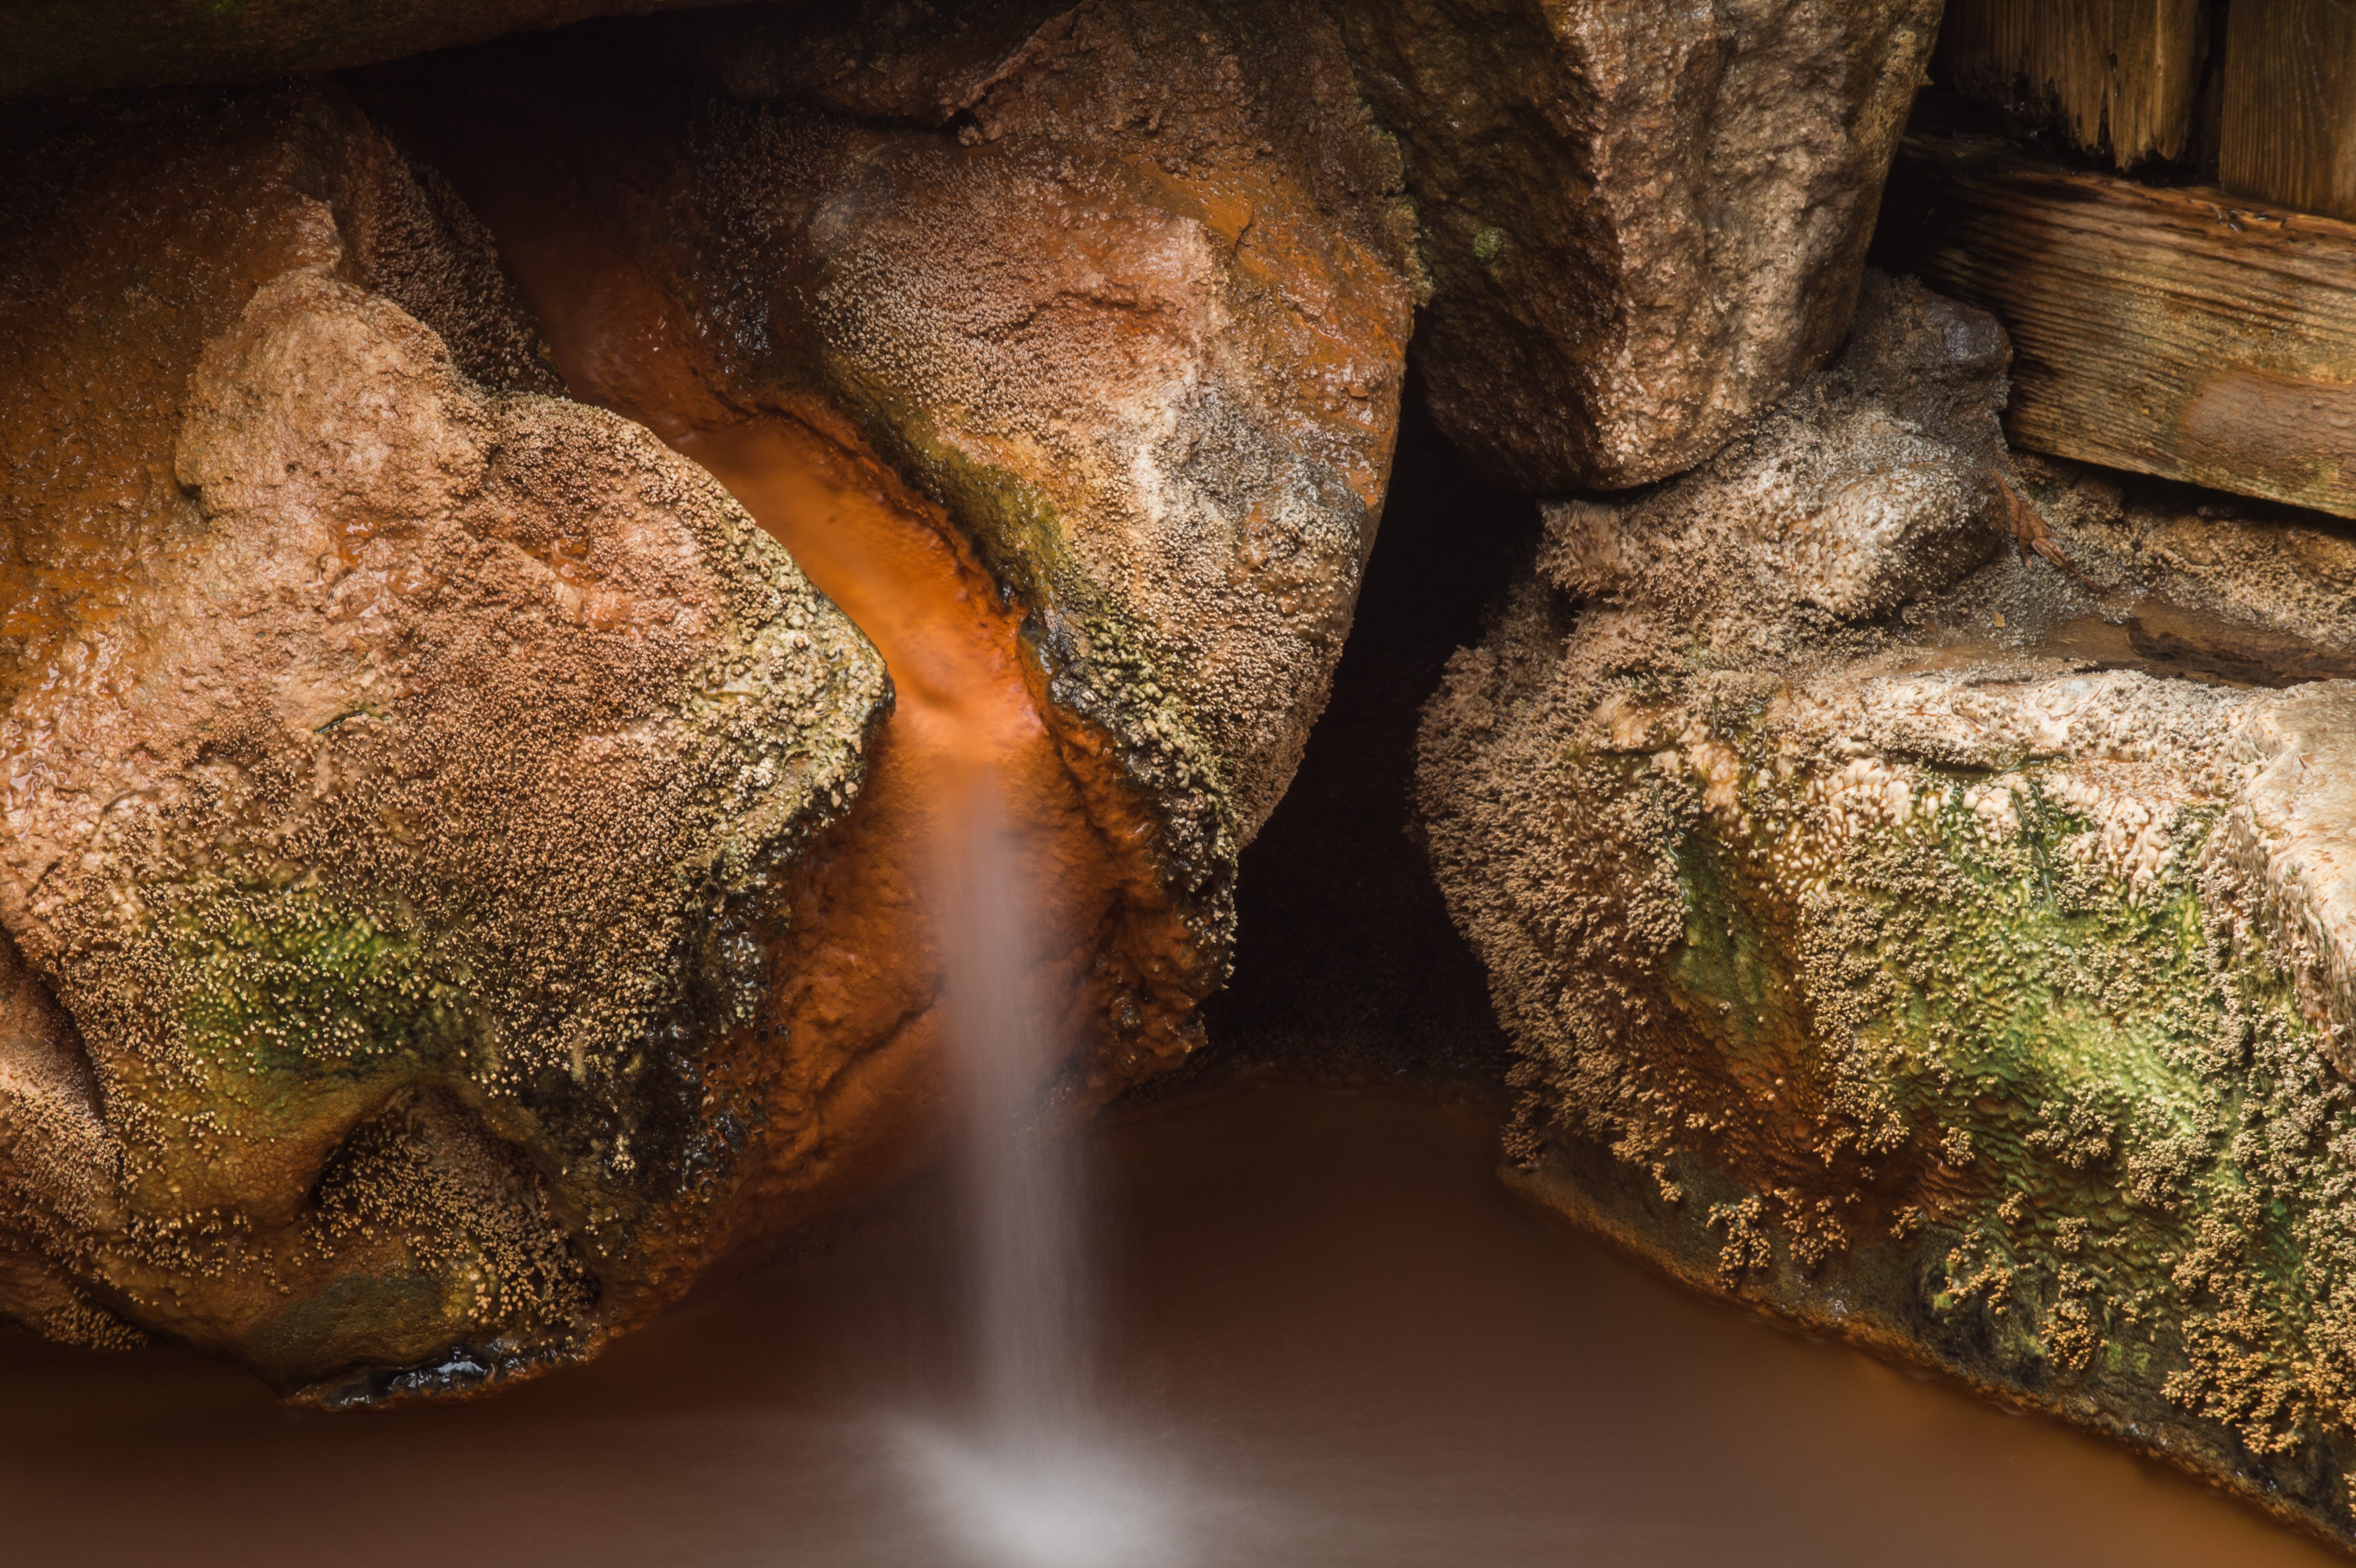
[1939,0,2210,168]
[1873,134,2356,520]
[2220,0,2356,221]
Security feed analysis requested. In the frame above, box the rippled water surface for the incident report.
[0,1081,2335,1567]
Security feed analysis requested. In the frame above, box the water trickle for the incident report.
[907,778,1189,1568]
[940,781,1090,1437]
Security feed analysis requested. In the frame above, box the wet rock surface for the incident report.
[676,0,1422,852]
[360,0,1421,1094]
[1420,271,2356,1545]
[0,86,884,1394]
[29,14,2356,1558]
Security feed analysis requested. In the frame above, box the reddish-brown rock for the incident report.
[0,86,884,1395]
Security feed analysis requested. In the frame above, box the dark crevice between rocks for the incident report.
[1127,383,1537,1109]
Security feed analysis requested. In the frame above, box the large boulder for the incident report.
[368,0,1418,1095]
[0,86,884,1395]
[10,0,1940,504]
[1326,0,1942,490]
[1420,272,2356,1545]
[676,0,1421,846]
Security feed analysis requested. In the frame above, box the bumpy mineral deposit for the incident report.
[1421,272,2356,1540]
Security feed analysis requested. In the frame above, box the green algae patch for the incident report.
[171,884,476,1088]
[1670,833,1806,1067]
[1535,753,2356,1536]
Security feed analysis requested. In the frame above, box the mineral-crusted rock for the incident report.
[676,0,1421,849]
[0,87,884,1394]
[382,0,1416,1148]
[2003,452,2356,685]
[1539,271,2013,624]
[1420,271,2356,1544]
[12,0,1937,496]
[1325,0,1942,491]
[372,0,1417,1020]
[0,7,1416,1396]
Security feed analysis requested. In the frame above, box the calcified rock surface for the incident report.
[20,0,1941,500]
[676,0,1420,850]
[0,87,884,1393]
[0,0,1416,1398]
[1331,0,1942,490]
[1421,272,2356,1543]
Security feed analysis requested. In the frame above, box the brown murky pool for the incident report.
[0,1079,2334,1566]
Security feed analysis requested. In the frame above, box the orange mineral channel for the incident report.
[677,419,1121,1239]
[684,418,1117,1212]
[423,113,1131,1247]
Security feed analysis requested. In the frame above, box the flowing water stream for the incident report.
[900,784,1186,1568]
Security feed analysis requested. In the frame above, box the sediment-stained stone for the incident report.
[678,0,1421,850]
[367,0,1419,1103]
[1323,0,1943,491]
[0,4,1418,1396]
[0,86,884,1396]
[1420,272,2356,1546]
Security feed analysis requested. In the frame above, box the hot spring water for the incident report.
[901,782,1190,1568]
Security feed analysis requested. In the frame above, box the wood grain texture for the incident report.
[2220,0,2356,220]
[1876,134,2356,519]
[1940,0,2209,167]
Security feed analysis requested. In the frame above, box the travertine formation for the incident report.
[0,87,884,1394]
[0,0,1421,1398]
[1421,272,2356,1543]
[21,0,1942,499]
[45,19,2356,1552]
[676,0,1419,869]
[1327,0,1943,490]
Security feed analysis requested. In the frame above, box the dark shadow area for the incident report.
[1188,384,1539,1093]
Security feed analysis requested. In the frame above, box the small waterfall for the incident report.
[901,774,1186,1568]
[939,778,1091,1440]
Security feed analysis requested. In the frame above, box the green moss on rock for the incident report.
[1419,270,2356,1546]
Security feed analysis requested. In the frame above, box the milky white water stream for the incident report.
[902,781,1194,1568]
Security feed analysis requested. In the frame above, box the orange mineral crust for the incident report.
[681,416,1159,1247]
[413,98,1207,1258]
[0,0,1415,1395]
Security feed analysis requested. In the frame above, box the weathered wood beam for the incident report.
[1939,0,2210,167]
[1874,134,2356,520]
[2221,0,2356,221]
